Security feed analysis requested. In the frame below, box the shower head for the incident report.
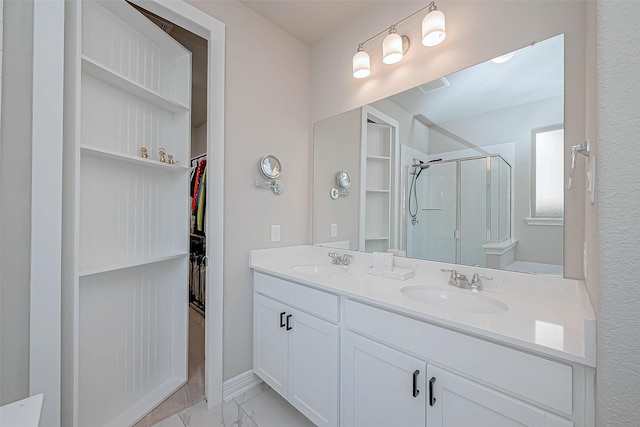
[416,163,430,170]
[411,161,430,179]
[412,161,431,170]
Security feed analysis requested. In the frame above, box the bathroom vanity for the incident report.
[250,245,595,427]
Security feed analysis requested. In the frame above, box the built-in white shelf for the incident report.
[101,377,184,427]
[366,189,390,193]
[366,155,391,161]
[365,236,391,241]
[81,55,189,113]
[79,253,188,277]
[81,145,187,171]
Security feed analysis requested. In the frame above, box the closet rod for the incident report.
[191,153,207,162]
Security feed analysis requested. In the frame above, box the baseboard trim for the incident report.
[223,370,263,401]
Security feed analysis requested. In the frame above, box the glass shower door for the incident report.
[459,158,488,267]
[406,162,457,262]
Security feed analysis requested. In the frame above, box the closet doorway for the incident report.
[129,4,213,425]
[41,0,223,425]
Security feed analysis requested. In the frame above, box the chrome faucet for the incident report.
[470,273,493,291]
[441,269,470,288]
[442,269,493,290]
[328,252,352,266]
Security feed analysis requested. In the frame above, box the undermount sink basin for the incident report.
[400,285,508,314]
[291,264,347,276]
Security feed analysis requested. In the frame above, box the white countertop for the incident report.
[250,245,596,367]
[0,394,43,427]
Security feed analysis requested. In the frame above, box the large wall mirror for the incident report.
[313,34,564,276]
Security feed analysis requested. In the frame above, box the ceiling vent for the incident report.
[418,77,450,94]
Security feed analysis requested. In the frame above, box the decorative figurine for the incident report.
[158,148,166,163]
[140,147,148,158]
[167,155,175,165]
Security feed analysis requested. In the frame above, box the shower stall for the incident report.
[404,154,511,267]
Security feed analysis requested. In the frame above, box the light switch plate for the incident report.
[271,225,280,242]
[331,223,338,238]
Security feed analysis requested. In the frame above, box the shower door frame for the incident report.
[403,153,511,266]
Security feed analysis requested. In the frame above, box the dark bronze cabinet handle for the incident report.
[280,312,286,328]
[413,370,420,397]
[429,377,437,406]
[286,314,292,330]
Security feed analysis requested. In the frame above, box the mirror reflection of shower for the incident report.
[404,154,512,267]
[408,159,438,225]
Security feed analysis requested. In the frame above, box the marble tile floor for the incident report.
[153,383,316,427]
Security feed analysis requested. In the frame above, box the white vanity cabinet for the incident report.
[343,299,578,427]
[342,331,426,427]
[251,259,593,427]
[253,272,340,427]
[427,365,572,427]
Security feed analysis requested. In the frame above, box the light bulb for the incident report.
[422,8,446,47]
[352,47,371,78]
[383,29,404,65]
[491,52,516,64]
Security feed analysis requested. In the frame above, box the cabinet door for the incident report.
[427,365,573,427]
[288,308,339,427]
[253,293,289,396]
[342,331,426,427]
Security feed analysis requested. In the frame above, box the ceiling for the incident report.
[239,1,371,45]
[388,34,564,125]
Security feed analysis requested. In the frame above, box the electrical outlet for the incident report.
[331,223,338,238]
[270,225,281,243]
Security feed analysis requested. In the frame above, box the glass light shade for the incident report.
[352,50,371,78]
[383,32,404,64]
[422,9,446,47]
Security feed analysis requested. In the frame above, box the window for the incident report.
[530,127,564,223]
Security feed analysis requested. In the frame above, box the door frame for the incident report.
[30,1,225,424]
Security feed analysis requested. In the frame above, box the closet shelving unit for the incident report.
[64,1,191,426]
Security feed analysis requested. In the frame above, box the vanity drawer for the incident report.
[254,272,339,323]
[345,299,573,415]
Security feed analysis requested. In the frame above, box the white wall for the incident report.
[370,98,430,153]
[0,0,33,406]
[595,1,640,425]
[311,0,587,280]
[186,0,310,381]
[191,122,207,157]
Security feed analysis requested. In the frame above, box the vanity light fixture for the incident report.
[421,2,446,47]
[352,1,446,79]
[352,45,371,78]
[382,26,408,64]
